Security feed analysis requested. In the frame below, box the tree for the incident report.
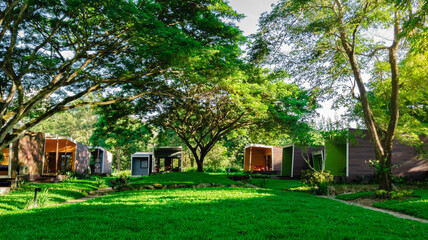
[31,105,97,146]
[90,101,153,171]
[0,0,243,150]
[251,0,423,191]
[351,53,428,146]
[150,81,259,172]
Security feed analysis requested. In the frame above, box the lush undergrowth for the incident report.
[129,172,239,186]
[374,189,428,219]
[0,179,98,213]
[248,178,305,190]
[0,188,426,239]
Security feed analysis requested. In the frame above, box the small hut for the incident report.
[44,135,91,175]
[153,146,182,172]
[131,152,153,177]
[313,129,428,180]
[244,144,282,174]
[90,147,113,175]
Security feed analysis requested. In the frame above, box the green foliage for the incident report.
[301,169,334,195]
[0,0,245,150]
[301,169,334,186]
[112,170,131,178]
[90,102,154,170]
[94,177,106,188]
[31,104,97,145]
[375,189,414,200]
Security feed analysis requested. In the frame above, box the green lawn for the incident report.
[0,187,426,239]
[0,179,99,213]
[129,172,239,186]
[248,177,305,190]
[374,189,428,219]
[335,188,428,219]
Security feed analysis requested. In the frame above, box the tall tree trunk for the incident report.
[335,1,401,191]
[116,147,121,172]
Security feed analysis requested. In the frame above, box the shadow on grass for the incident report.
[0,188,426,240]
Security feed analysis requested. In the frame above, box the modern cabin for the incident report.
[90,147,113,175]
[243,144,282,174]
[153,146,182,172]
[131,152,153,177]
[312,130,428,180]
[0,133,90,182]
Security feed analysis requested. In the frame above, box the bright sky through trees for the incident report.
[228,0,347,125]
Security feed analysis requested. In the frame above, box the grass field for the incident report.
[129,172,240,186]
[248,177,304,190]
[0,179,99,213]
[1,173,426,239]
[0,187,426,239]
[373,189,428,219]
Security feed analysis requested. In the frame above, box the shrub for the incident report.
[375,189,414,199]
[25,188,50,209]
[112,170,131,178]
[301,169,334,186]
[301,169,334,195]
[94,177,106,188]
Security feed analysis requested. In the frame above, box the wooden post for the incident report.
[64,139,68,170]
[55,137,59,174]
[249,147,252,171]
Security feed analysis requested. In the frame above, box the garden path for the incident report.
[320,196,428,224]
[62,187,115,204]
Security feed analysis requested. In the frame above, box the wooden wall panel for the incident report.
[75,142,90,174]
[11,132,45,180]
[273,146,283,172]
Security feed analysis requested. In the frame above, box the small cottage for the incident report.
[90,147,113,175]
[131,152,153,176]
[243,144,282,174]
[153,146,182,172]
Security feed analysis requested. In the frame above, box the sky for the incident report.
[227,0,345,125]
[227,0,278,36]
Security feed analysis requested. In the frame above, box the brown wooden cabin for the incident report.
[346,130,428,180]
[306,129,428,180]
[0,132,90,181]
[44,135,90,175]
[244,144,282,174]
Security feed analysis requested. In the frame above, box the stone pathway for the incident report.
[62,187,115,204]
[320,196,428,224]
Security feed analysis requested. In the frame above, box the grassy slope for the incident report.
[373,189,428,219]
[0,179,98,213]
[248,178,304,190]
[0,188,426,239]
[129,172,239,186]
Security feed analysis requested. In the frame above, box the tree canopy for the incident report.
[0,0,243,149]
[251,0,426,191]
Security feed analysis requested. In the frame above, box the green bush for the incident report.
[95,177,106,188]
[112,170,131,178]
[301,169,334,195]
[301,169,334,186]
[375,189,414,199]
